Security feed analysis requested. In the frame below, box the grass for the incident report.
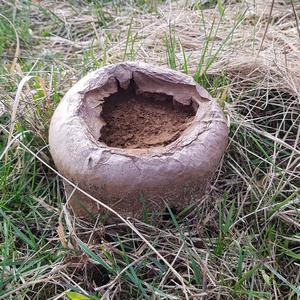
[0,0,300,299]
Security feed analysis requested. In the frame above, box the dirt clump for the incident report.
[99,92,195,149]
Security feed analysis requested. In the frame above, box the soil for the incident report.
[99,91,195,149]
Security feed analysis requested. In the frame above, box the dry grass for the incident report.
[0,0,299,299]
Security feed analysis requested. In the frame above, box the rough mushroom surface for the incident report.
[49,62,228,219]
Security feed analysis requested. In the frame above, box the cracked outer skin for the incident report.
[49,62,228,219]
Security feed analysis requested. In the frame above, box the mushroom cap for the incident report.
[49,62,228,219]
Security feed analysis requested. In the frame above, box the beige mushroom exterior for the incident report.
[49,62,228,219]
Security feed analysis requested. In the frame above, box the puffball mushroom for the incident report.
[49,62,228,219]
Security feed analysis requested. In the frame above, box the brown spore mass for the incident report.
[99,83,195,149]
